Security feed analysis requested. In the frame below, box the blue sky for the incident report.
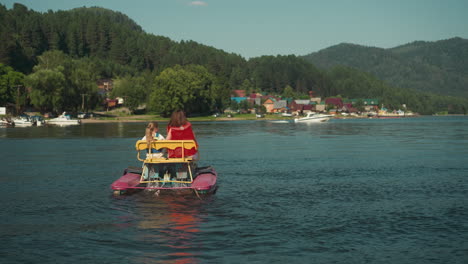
[2,0,467,58]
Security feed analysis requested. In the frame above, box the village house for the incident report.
[96,78,117,110]
[308,94,326,112]
[295,99,311,106]
[310,97,321,104]
[342,103,358,113]
[325,97,344,109]
[105,98,118,110]
[230,89,248,104]
[248,93,262,106]
[272,100,288,113]
[262,97,276,113]
[289,100,303,113]
[315,101,326,112]
[290,99,311,114]
[348,98,379,112]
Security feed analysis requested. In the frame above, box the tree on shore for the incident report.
[111,73,153,113]
[282,85,295,98]
[148,65,224,116]
[24,50,99,113]
[0,64,25,109]
[25,67,66,113]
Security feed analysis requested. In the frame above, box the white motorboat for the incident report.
[12,116,34,126]
[294,112,332,123]
[46,112,80,125]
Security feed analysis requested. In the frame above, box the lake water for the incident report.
[1,117,467,263]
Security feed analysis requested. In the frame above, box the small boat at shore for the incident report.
[46,112,80,125]
[12,115,34,126]
[294,112,332,123]
[111,140,218,197]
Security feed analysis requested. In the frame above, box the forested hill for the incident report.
[302,38,468,98]
[0,3,245,78]
[0,3,329,96]
[1,3,334,114]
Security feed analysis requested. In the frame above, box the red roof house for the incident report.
[325,98,343,108]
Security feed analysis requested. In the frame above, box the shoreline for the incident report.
[78,114,437,124]
[80,117,264,123]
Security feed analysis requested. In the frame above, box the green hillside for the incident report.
[302,38,468,98]
[0,3,244,80]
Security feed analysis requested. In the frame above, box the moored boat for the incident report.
[294,112,332,123]
[111,140,218,196]
[46,112,80,125]
[12,115,34,126]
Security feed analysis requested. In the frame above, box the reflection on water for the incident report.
[113,194,211,264]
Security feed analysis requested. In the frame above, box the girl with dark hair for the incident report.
[166,110,198,159]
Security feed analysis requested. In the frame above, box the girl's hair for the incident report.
[145,127,153,144]
[147,121,158,130]
[145,121,159,144]
[168,110,187,127]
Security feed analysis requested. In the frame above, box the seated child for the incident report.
[142,121,165,158]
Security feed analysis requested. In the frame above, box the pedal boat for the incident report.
[111,140,218,196]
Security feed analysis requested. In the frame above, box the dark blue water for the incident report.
[1,117,467,263]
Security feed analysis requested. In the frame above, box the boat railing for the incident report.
[136,140,197,184]
[135,140,198,163]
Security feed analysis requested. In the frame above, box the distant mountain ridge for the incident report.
[302,37,468,98]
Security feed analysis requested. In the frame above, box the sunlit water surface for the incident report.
[1,117,467,263]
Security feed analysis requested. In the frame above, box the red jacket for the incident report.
[166,122,198,158]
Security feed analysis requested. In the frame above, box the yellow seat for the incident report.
[136,140,197,162]
[136,140,198,184]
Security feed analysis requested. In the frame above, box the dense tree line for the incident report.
[24,50,100,113]
[0,4,243,88]
[148,65,225,116]
[245,55,326,95]
[1,3,467,115]
[0,63,25,111]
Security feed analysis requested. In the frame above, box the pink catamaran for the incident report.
[111,140,218,196]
